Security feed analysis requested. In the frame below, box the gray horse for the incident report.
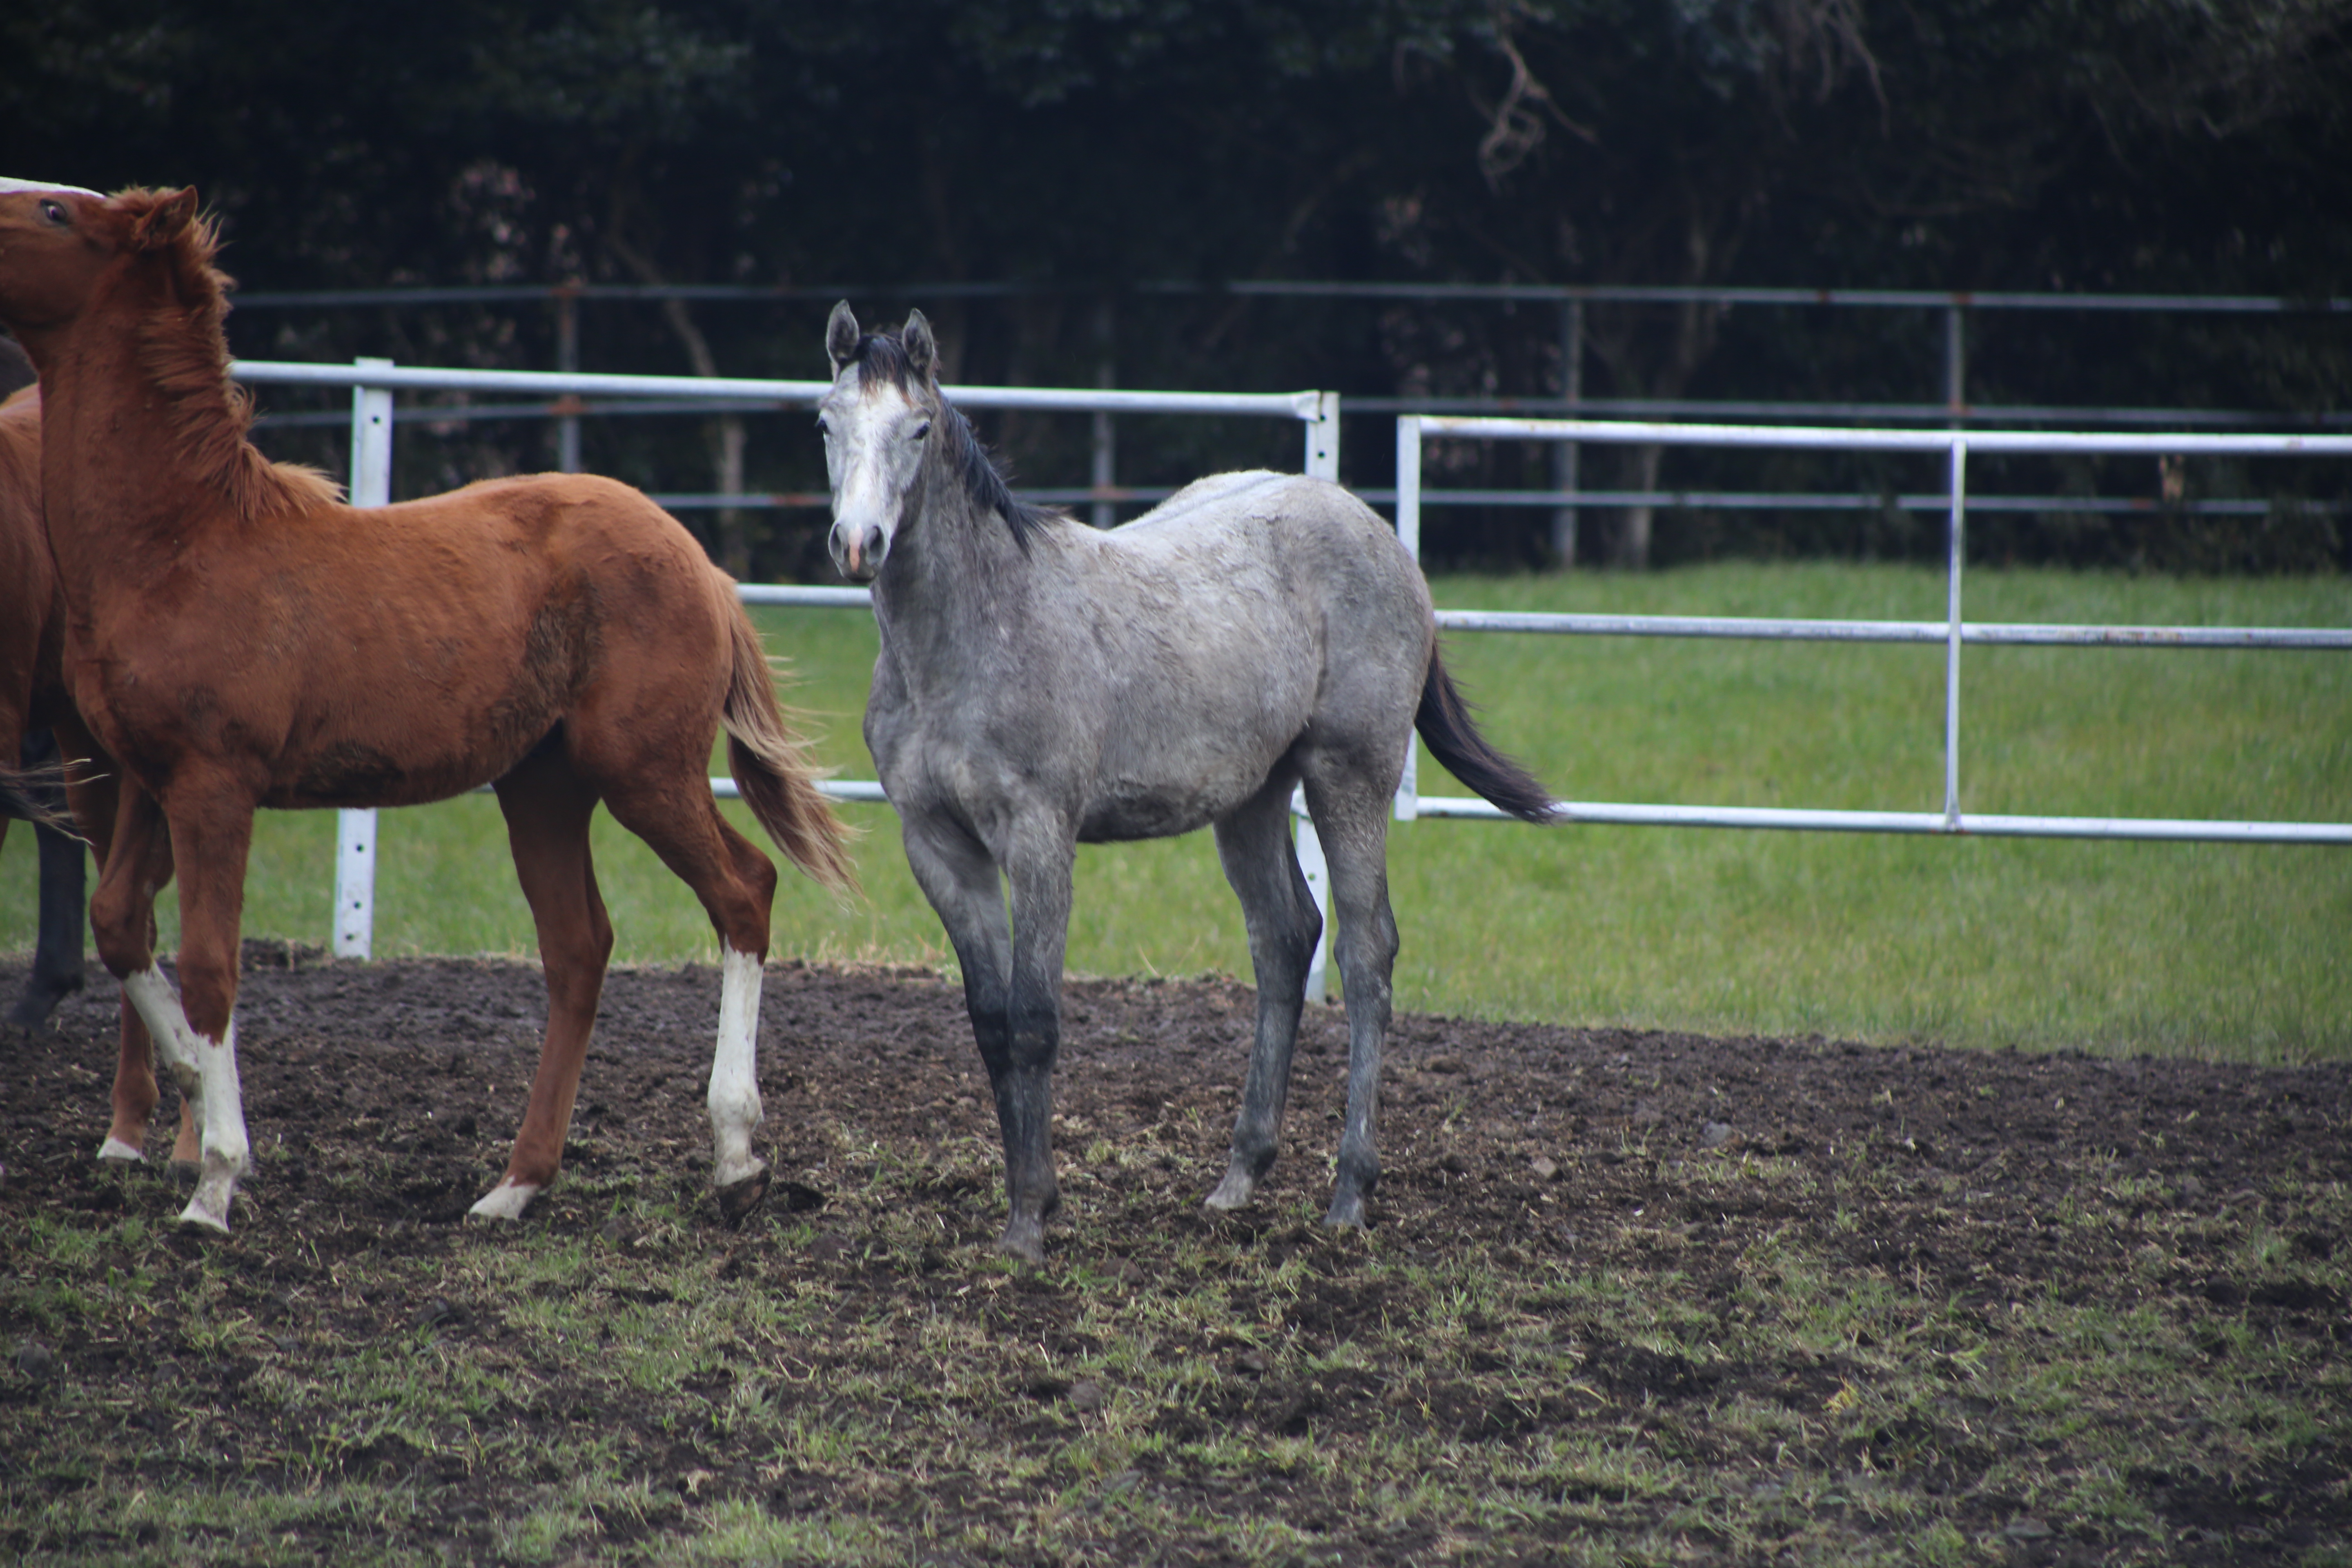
[821,303,1558,1260]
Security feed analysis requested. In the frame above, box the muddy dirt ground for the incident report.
[2,947,2349,1563]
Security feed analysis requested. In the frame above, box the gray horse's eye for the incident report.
[911,421,932,441]
[814,416,829,434]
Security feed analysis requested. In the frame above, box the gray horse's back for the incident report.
[1049,472,1431,840]
[1108,470,1430,635]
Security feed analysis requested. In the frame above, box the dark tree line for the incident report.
[5,0,2347,576]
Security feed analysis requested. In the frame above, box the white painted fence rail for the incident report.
[233,359,1341,978]
[1395,414,2352,846]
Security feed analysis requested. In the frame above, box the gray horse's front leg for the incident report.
[991,832,1076,1261]
[1303,789,1400,1230]
[1205,777,1320,1212]
[900,811,1067,1261]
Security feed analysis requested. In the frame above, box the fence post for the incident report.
[1394,415,1422,824]
[1090,299,1116,528]
[1551,298,1582,566]
[555,287,581,473]
[1944,435,1967,831]
[334,358,393,960]
[1297,390,1343,999]
[1944,302,1967,421]
[1303,390,1340,481]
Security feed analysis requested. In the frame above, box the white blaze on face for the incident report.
[822,370,928,570]
[707,947,767,1189]
[0,178,104,198]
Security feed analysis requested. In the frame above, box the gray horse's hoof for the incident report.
[715,1169,770,1227]
[1203,1172,1255,1212]
[1323,1194,1369,1229]
[997,1219,1046,1265]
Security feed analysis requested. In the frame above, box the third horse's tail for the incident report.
[1415,646,1563,825]
[717,585,861,895]
[0,753,80,837]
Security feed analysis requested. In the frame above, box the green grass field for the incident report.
[4,563,2346,1060]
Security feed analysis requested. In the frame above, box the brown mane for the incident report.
[111,189,341,515]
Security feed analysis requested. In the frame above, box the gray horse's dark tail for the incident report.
[1415,647,1562,824]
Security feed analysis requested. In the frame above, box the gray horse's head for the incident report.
[820,301,941,583]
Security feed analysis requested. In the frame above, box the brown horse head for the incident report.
[0,183,334,516]
[0,184,208,340]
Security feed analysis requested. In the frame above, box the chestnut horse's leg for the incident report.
[114,782,255,1233]
[53,721,189,1167]
[469,749,611,1221]
[85,777,189,1162]
[598,777,777,1223]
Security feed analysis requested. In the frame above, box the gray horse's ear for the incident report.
[902,310,938,381]
[826,301,860,372]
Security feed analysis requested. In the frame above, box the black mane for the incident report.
[853,330,1061,552]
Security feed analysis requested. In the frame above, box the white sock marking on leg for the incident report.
[180,1018,249,1233]
[707,949,766,1190]
[96,1136,145,1163]
[467,1179,541,1221]
[121,967,199,1095]
[119,967,251,1229]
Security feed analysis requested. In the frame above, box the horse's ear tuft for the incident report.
[902,310,937,381]
[826,301,860,372]
[131,188,199,251]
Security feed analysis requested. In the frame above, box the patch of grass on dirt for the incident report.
[3,960,2348,1564]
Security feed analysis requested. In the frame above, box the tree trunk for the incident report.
[1616,443,1663,568]
[606,231,751,577]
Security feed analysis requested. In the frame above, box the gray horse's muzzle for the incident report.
[830,519,885,583]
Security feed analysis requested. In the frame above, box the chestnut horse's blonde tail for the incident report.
[717,586,860,895]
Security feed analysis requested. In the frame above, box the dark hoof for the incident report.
[168,1160,202,1191]
[7,978,79,1028]
[997,1223,1046,1266]
[715,1168,771,1227]
[1323,1196,1369,1230]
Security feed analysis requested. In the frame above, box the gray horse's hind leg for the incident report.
[1205,773,1321,1212]
[1297,775,1401,1230]
[901,811,1068,1262]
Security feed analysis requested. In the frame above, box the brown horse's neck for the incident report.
[31,254,337,612]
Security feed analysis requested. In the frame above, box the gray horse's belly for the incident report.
[1076,790,1219,844]
[1075,742,1285,843]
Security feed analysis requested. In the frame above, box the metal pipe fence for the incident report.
[225,356,2352,1006]
[1394,414,2352,846]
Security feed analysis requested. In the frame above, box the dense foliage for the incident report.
[4,0,2346,574]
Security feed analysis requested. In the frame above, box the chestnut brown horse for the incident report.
[0,382,190,1161]
[0,181,854,1232]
